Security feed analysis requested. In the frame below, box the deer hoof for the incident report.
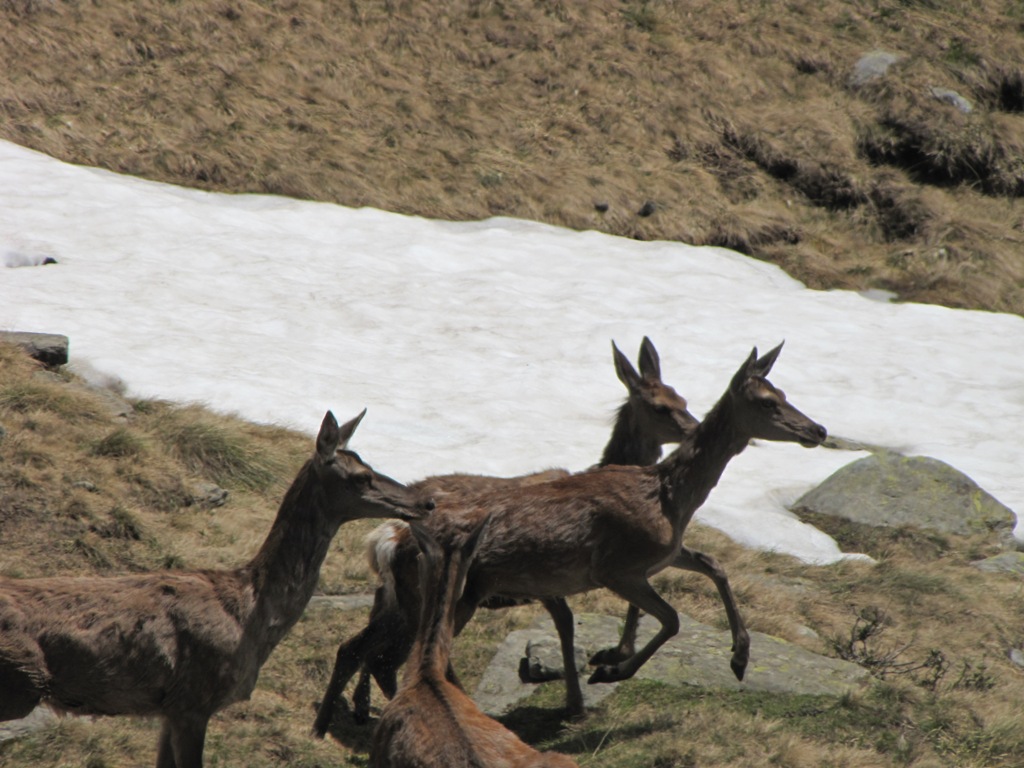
[566,702,586,721]
[588,664,627,684]
[731,655,748,681]
[588,647,629,666]
[310,705,329,739]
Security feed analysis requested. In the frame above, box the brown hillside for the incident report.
[2,0,1024,312]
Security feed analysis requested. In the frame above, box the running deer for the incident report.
[333,343,825,720]
[448,343,825,707]
[369,515,580,768]
[312,337,698,733]
[0,410,433,768]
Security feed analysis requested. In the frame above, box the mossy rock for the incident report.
[475,613,867,716]
[792,453,1016,542]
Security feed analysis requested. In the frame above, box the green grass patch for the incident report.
[91,427,145,458]
[155,413,279,491]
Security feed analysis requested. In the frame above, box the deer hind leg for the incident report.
[541,597,585,718]
[588,603,642,666]
[672,545,749,680]
[351,668,373,726]
[588,575,679,684]
[353,624,412,725]
[313,607,406,737]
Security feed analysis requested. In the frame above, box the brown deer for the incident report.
[336,343,825,720]
[0,410,433,768]
[312,337,698,733]
[450,343,824,696]
[369,515,580,768]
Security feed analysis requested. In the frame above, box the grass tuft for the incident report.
[155,409,280,491]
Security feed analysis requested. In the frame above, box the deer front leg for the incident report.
[588,603,641,666]
[588,575,679,684]
[157,715,208,768]
[156,721,176,768]
[672,545,749,680]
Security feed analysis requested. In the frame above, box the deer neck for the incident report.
[245,461,340,658]
[659,392,749,526]
[406,557,462,686]
[599,400,663,467]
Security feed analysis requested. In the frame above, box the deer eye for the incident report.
[759,399,776,410]
[654,405,672,415]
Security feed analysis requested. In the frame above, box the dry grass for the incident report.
[2,0,1024,314]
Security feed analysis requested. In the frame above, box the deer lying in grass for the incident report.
[369,515,580,768]
[312,337,698,733]
[0,410,433,768]
[335,343,825,721]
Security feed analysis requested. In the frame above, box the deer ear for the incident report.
[612,340,642,393]
[638,336,662,381]
[316,411,340,461]
[335,408,367,451]
[463,513,492,565]
[753,341,784,377]
[454,513,493,594]
[408,519,442,562]
[730,347,759,391]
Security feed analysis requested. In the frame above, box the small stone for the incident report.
[930,86,973,114]
[850,50,901,87]
[594,202,609,213]
[189,482,229,509]
[637,201,656,217]
[1010,648,1024,668]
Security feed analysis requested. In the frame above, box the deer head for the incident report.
[613,337,699,445]
[727,343,827,448]
[315,410,434,522]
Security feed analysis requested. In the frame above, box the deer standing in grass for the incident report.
[0,410,433,768]
[369,515,579,768]
[313,337,700,733]
[328,343,825,723]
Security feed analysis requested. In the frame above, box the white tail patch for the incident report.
[365,521,408,610]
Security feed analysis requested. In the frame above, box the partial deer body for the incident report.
[0,411,431,768]
[313,338,696,733]
[369,516,579,768]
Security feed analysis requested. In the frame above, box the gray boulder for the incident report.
[0,331,69,368]
[973,552,1024,575]
[0,707,57,744]
[474,613,867,716]
[792,452,1017,542]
